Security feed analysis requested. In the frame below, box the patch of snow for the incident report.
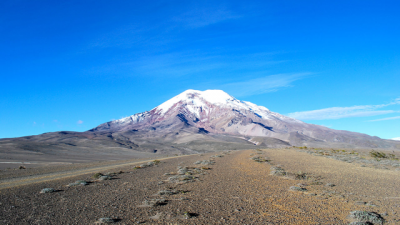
[391,137,400,141]
[112,112,149,125]
[114,89,303,124]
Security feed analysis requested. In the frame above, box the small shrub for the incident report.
[293,171,308,180]
[201,160,215,165]
[153,160,161,165]
[157,190,178,196]
[370,150,387,159]
[93,173,103,179]
[388,154,399,160]
[142,199,167,207]
[19,166,26,169]
[177,167,188,175]
[310,181,323,185]
[270,166,286,176]
[40,188,56,193]
[168,175,196,183]
[348,211,385,225]
[251,156,270,163]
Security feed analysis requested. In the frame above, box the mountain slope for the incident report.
[1,89,399,163]
[92,89,399,149]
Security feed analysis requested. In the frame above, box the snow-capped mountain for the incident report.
[91,89,397,149]
[93,89,302,135]
[2,89,399,158]
[392,137,400,141]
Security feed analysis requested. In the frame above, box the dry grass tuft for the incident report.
[93,173,103,179]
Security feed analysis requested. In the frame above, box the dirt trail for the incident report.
[0,154,194,190]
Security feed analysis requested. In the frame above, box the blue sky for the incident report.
[1,0,399,139]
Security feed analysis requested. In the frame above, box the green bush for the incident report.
[369,150,387,159]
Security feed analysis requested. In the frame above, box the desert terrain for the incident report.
[0,147,399,224]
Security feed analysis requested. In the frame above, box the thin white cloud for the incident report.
[288,98,400,120]
[106,51,286,78]
[223,73,311,97]
[173,8,239,28]
[369,115,400,122]
[77,120,83,124]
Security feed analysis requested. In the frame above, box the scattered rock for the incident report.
[149,212,163,220]
[68,180,89,186]
[183,211,193,219]
[96,217,116,223]
[98,175,112,181]
[355,201,366,205]
[40,188,56,193]
[289,186,307,192]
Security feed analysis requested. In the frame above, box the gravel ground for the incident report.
[0,149,398,224]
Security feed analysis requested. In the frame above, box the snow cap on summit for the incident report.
[154,89,274,118]
[155,89,235,114]
[105,89,301,130]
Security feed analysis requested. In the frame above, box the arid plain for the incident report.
[1,147,399,224]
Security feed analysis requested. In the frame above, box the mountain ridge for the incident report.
[91,89,397,149]
[1,89,399,162]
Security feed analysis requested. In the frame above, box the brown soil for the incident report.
[0,149,399,224]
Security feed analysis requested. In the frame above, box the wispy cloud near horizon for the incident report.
[288,98,400,120]
[369,115,400,122]
[222,73,311,97]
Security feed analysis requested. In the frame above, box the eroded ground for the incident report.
[0,148,399,224]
